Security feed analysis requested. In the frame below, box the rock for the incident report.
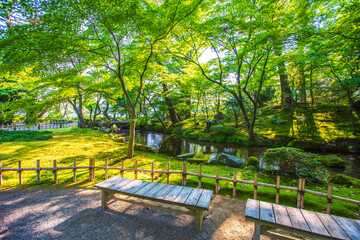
[246,156,259,167]
[208,153,244,168]
[134,144,157,154]
[158,134,182,156]
[176,153,195,159]
[329,174,359,187]
[172,126,184,136]
[316,155,346,169]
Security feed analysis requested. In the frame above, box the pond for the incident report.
[134,131,360,179]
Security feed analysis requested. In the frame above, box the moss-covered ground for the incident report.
[0,127,359,219]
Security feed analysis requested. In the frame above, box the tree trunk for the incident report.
[127,117,136,159]
[103,101,110,120]
[276,48,295,109]
[162,83,179,125]
[309,68,314,106]
[299,64,306,103]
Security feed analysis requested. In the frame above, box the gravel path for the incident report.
[0,187,258,240]
[0,187,310,240]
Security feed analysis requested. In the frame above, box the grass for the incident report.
[0,127,359,219]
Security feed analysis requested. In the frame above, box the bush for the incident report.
[108,133,125,143]
[315,155,346,169]
[210,126,236,135]
[183,129,194,138]
[0,130,53,142]
[263,147,327,183]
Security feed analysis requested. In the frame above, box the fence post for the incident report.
[301,179,306,209]
[297,179,305,208]
[215,168,219,194]
[233,170,237,198]
[198,165,202,188]
[0,161,2,186]
[166,162,170,184]
[151,162,154,182]
[121,160,124,177]
[276,176,280,204]
[73,158,77,183]
[105,159,108,180]
[18,161,22,185]
[135,161,138,179]
[53,160,58,184]
[181,162,187,186]
[36,160,41,184]
[254,174,258,200]
[326,185,333,214]
[89,158,95,181]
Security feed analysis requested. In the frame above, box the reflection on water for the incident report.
[134,131,360,179]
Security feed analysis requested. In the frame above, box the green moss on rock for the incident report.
[329,174,359,187]
[134,144,157,154]
[315,155,346,169]
[246,156,259,167]
[158,134,182,156]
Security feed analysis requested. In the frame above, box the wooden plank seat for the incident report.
[245,199,360,240]
[95,176,213,232]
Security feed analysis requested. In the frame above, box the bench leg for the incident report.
[101,189,108,210]
[195,210,206,232]
[253,223,261,240]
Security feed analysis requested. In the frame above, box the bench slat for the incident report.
[350,219,360,231]
[332,215,360,240]
[163,186,184,201]
[300,209,330,237]
[153,184,175,199]
[185,188,204,206]
[259,201,275,224]
[134,182,159,196]
[273,204,292,227]
[95,177,124,189]
[108,178,133,191]
[117,179,143,191]
[245,199,259,220]
[126,181,151,194]
[143,183,168,198]
[316,212,350,240]
[286,206,310,232]
[173,187,194,204]
[196,189,213,209]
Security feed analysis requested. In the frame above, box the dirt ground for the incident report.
[0,187,307,240]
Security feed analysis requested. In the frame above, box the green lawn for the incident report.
[0,127,359,219]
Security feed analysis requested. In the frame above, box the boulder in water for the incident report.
[158,134,182,156]
[208,153,244,168]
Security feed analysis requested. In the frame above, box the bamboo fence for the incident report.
[1,121,76,131]
[0,159,359,219]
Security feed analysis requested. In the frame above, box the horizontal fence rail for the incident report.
[0,159,359,218]
[1,121,76,131]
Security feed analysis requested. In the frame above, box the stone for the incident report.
[158,134,182,156]
[176,153,195,159]
[208,153,244,168]
[315,155,346,169]
[246,156,259,167]
[134,144,157,154]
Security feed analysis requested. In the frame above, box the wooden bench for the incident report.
[95,176,213,232]
[245,199,360,240]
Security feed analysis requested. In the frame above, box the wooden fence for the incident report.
[0,159,359,218]
[1,121,76,131]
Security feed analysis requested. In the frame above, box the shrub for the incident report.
[183,129,194,138]
[213,112,225,121]
[263,147,327,183]
[210,126,236,135]
[329,174,359,187]
[108,133,125,143]
[0,130,53,142]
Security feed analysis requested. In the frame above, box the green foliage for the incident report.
[183,129,194,138]
[263,147,327,183]
[270,116,287,125]
[0,130,52,142]
[210,126,236,135]
[172,126,184,136]
[316,155,346,169]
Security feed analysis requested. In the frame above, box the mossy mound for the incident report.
[287,139,325,152]
[187,158,208,164]
[134,144,156,154]
[172,126,184,136]
[0,130,53,142]
[108,133,125,143]
[158,134,182,156]
[315,155,346,169]
[329,174,360,187]
[246,156,259,167]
